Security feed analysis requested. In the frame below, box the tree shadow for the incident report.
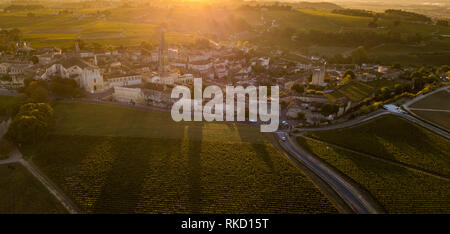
[91,137,154,213]
[235,124,274,171]
[187,122,203,213]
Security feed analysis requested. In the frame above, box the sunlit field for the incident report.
[21,102,338,213]
[2,4,449,64]
[297,115,450,213]
[326,79,406,102]
[408,89,450,131]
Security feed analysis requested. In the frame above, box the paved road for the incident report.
[275,131,381,214]
[296,109,449,140]
[408,108,450,112]
[279,100,450,213]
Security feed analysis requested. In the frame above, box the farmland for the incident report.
[296,137,450,213]
[408,88,450,131]
[0,163,66,213]
[410,89,450,110]
[1,5,450,65]
[326,79,406,102]
[409,110,450,131]
[305,115,450,177]
[21,102,338,213]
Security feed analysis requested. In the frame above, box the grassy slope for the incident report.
[23,101,337,213]
[0,163,66,213]
[410,110,450,132]
[327,79,404,102]
[306,115,450,177]
[296,137,450,214]
[410,90,450,110]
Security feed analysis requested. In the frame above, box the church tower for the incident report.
[158,29,169,76]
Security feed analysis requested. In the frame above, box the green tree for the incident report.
[351,46,368,65]
[297,112,306,121]
[30,55,39,64]
[291,83,304,94]
[6,103,53,144]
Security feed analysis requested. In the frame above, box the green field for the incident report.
[2,6,450,64]
[0,163,66,213]
[327,79,404,102]
[21,101,337,213]
[296,137,450,213]
[410,89,450,110]
[410,110,450,132]
[306,115,450,177]
[0,8,198,49]
[408,88,450,131]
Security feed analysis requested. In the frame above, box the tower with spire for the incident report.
[158,29,169,76]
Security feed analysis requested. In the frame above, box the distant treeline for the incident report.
[332,9,373,17]
[332,8,432,23]
[239,2,341,11]
[292,30,425,47]
[4,4,44,12]
[0,28,22,53]
[238,4,293,11]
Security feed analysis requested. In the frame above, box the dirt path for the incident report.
[0,147,79,214]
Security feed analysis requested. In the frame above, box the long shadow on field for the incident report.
[91,137,154,213]
[187,123,203,213]
[236,125,274,171]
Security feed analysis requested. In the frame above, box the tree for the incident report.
[321,104,339,116]
[1,74,12,82]
[351,46,368,65]
[49,77,80,98]
[291,83,304,94]
[6,103,53,144]
[297,112,306,121]
[343,69,356,79]
[24,82,49,103]
[437,20,448,27]
[30,55,39,64]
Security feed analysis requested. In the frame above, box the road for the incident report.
[276,102,450,213]
[296,109,449,140]
[275,131,382,214]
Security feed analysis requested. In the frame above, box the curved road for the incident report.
[275,131,382,214]
[276,102,450,214]
[296,109,449,140]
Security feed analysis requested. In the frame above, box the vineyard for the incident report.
[306,115,450,177]
[21,102,338,213]
[0,163,66,213]
[296,137,450,213]
[408,88,450,131]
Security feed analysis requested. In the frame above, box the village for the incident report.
[0,30,448,128]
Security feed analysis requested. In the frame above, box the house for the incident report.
[104,73,142,88]
[42,57,104,93]
[113,86,145,104]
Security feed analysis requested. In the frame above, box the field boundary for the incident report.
[0,146,79,214]
[402,85,450,133]
[300,135,450,182]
